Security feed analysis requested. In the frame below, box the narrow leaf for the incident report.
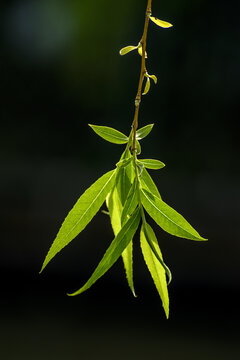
[115,158,136,296]
[138,159,165,170]
[142,77,151,95]
[150,17,173,28]
[122,241,136,297]
[107,168,136,297]
[89,124,128,144]
[140,168,162,199]
[116,165,132,206]
[140,223,169,318]
[140,189,207,241]
[136,124,154,140]
[119,45,137,55]
[68,208,141,296]
[121,178,139,225]
[107,186,122,235]
[120,148,135,183]
[40,169,116,272]
[142,222,172,284]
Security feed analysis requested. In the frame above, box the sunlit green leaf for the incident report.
[107,186,136,297]
[40,169,116,272]
[119,45,137,55]
[140,168,161,199]
[140,223,169,318]
[116,165,132,206]
[150,17,173,28]
[121,178,139,225]
[107,186,122,235]
[116,157,133,168]
[68,208,141,296]
[142,77,151,95]
[107,158,136,297]
[138,159,165,170]
[142,222,172,284]
[122,241,136,297]
[140,189,207,241]
[136,124,154,140]
[136,139,141,154]
[89,124,128,144]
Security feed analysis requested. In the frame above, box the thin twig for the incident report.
[131,0,152,152]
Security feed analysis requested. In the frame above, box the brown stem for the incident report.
[131,0,152,152]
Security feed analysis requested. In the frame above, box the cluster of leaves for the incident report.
[40,8,207,318]
[40,124,206,318]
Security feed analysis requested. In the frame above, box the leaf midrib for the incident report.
[98,129,128,141]
[141,189,197,238]
[61,170,116,242]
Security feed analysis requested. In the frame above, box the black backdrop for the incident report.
[1,1,240,359]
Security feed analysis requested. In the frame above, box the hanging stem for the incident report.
[131,0,152,152]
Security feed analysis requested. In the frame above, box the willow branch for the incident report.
[131,0,152,152]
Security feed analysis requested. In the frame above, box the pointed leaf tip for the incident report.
[140,223,170,318]
[150,17,173,28]
[140,189,206,241]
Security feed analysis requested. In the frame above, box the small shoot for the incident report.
[150,17,173,28]
[40,0,206,319]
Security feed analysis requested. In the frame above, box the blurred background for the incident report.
[1,0,239,359]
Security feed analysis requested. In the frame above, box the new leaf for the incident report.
[136,124,154,140]
[89,124,129,144]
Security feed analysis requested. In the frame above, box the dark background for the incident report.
[1,0,239,359]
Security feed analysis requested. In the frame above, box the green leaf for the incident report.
[136,124,154,140]
[122,241,136,297]
[107,186,122,235]
[89,124,128,144]
[116,157,133,168]
[40,169,116,272]
[107,186,136,297]
[140,223,169,318]
[142,221,172,284]
[138,159,165,170]
[140,189,207,241]
[68,207,141,296]
[136,139,141,155]
[150,17,173,28]
[121,178,139,225]
[116,165,132,206]
[140,168,162,199]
